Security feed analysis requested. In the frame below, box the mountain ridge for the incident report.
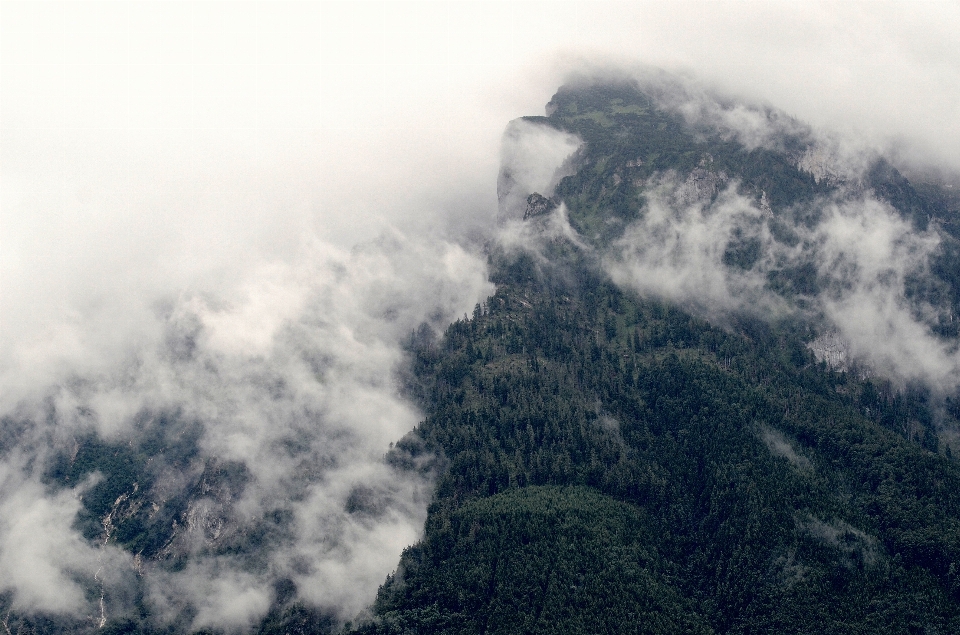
[7,76,960,634]
[345,78,960,635]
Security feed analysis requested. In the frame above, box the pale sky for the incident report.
[2,0,959,390]
[2,2,960,624]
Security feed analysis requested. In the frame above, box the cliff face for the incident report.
[496,118,581,223]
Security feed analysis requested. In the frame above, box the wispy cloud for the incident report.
[2,1,958,629]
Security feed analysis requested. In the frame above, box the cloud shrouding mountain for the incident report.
[1,231,492,630]
[2,1,960,631]
[495,78,960,393]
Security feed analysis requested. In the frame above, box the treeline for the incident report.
[270,82,960,634]
[347,249,960,634]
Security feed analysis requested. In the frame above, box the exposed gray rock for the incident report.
[808,331,850,371]
[673,168,728,206]
[523,192,558,220]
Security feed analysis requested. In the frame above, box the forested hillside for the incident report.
[8,78,960,635]
[341,256,960,634]
[339,80,960,634]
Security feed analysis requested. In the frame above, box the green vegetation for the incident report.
[14,79,960,634]
[43,413,237,566]
[350,248,960,633]
[362,486,710,635]
[542,83,833,247]
[344,80,960,633]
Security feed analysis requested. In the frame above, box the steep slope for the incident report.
[346,79,960,634]
[349,267,960,634]
[9,77,960,635]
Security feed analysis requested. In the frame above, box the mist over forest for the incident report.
[3,3,960,633]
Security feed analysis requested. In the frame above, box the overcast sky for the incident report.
[3,2,960,345]
[2,0,959,441]
[2,2,960,625]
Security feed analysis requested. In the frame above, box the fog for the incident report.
[606,171,951,386]
[2,1,959,630]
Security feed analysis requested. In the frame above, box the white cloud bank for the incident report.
[606,169,959,390]
[2,0,959,630]
[0,230,492,629]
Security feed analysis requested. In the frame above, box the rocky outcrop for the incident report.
[807,331,850,371]
[674,168,728,207]
[523,192,559,219]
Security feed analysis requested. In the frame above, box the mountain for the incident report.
[340,78,960,634]
[6,75,960,634]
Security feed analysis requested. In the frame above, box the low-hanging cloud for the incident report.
[606,173,785,318]
[0,463,131,616]
[0,231,492,629]
[2,2,960,631]
[604,162,960,390]
[497,118,582,223]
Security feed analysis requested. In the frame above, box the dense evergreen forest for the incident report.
[9,79,960,634]
[340,254,960,634]
[340,81,960,634]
